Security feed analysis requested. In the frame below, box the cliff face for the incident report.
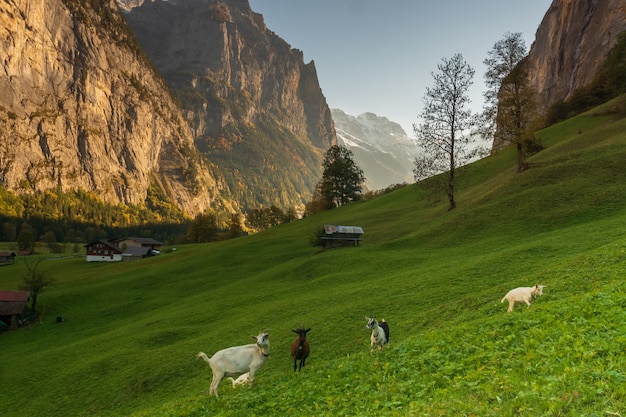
[527,0,626,113]
[0,0,224,215]
[122,0,336,210]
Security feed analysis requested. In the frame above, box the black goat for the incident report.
[291,327,311,371]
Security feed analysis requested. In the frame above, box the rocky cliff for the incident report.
[0,0,225,215]
[527,0,626,113]
[121,0,337,210]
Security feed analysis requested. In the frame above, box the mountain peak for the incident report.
[331,109,420,190]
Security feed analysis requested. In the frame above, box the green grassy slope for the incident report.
[1,98,625,416]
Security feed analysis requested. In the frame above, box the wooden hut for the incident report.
[0,291,30,330]
[321,225,364,248]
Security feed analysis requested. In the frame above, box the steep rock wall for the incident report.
[122,0,336,209]
[527,0,626,113]
[0,0,224,215]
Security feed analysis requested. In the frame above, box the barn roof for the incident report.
[0,291,30,315]
[122,246,150,257]
[119,237,163,245]
[0,251,16,257]
[323,225,364,235]
[85,239,122,252]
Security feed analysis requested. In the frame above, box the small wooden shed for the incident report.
[0,251,16,264]
[0,291,30,330]
[321,225,364,248]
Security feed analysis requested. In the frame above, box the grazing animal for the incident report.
[291,327,311,371]
[501,285,545,312]
[196,330,270,397]
[366,317,390,353]
[226,372,251,388]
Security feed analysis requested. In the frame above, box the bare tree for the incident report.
[413,53,478,211]
[482,32,540,171]
[19,258,55,312]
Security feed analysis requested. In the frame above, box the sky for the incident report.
[248,0,553,138]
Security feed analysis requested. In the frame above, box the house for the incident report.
[0,291,30,330]
[85,240,123,262]
[85,237,163,262]
[0,251,16,264]
[321,225,364,248]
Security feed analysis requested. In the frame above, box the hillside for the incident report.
[1,98,625,416]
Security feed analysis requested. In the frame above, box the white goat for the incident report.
[226,372,251,388]
[366,317,390,353]
[501,285,545,312]
[196,330,270,397]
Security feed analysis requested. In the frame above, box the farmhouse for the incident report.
[0,291,30,330]
[321,225,364,248]
[85,240,123,262]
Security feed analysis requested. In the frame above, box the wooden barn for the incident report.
[0,251,16,265]
[113,237,163,255]
[0,291,30,330]
[321,225,364,248]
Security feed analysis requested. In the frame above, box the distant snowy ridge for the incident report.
[332,109,421,191]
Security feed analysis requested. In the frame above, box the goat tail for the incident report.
[196,351,211,364]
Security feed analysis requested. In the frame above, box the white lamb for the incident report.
[501,285,545,312]
[226,372,251,388]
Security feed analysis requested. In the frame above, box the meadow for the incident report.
[1,98,625,416]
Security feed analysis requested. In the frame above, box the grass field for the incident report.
[1,98,625,416]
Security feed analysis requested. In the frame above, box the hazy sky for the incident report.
[248,0,553,138]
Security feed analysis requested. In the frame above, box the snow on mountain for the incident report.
[332,109,421,191]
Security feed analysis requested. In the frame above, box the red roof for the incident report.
[0,291,30,315]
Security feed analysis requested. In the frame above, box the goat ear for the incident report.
[305,328,311,333]
[292,329,298,333]
[251,335,258,341]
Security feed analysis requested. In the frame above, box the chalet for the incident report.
[0,251,16,264]
[0,291,30,330]
[321,225,364,248]
[85,240,123,262]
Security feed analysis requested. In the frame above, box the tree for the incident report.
[304,180,335,215]
[413,53,477,211]
[226,213,245,238]
[318,145,365,208]
[186,212,219,243]
[16,222,35,252]
[19,258,55,312]
[245,206,287,232]
[482,32,539,171]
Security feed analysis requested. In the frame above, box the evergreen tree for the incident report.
[16,222,35,252]
[318,145,365,208]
